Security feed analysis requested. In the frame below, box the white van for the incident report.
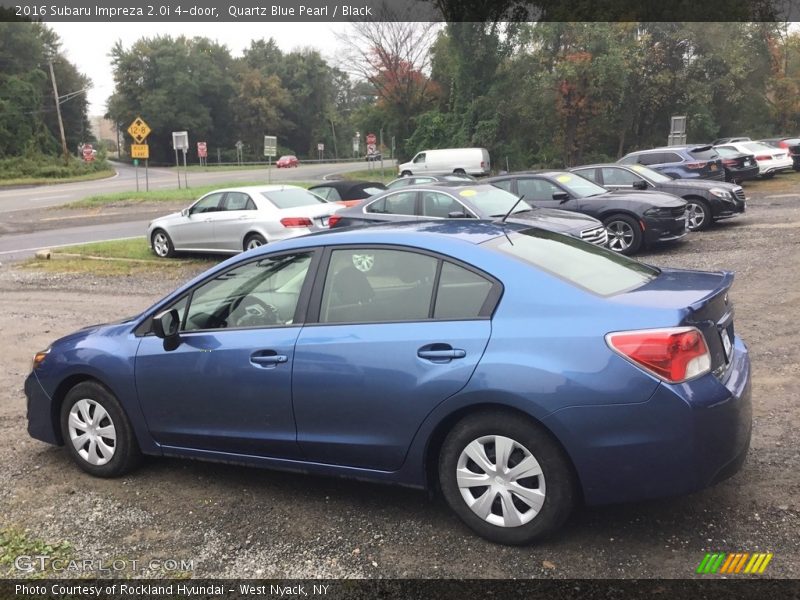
[397,148,491,177]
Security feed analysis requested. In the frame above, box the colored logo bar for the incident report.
[696,552,773,574]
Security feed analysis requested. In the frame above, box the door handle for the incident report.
[250,351,288,367]
[417,345,466,362]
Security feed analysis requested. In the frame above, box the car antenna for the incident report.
[498,195,527,224]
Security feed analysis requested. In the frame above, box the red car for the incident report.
[276,155,299,168]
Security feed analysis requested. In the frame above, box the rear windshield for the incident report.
[487,228,659,296]
[457,186,531,217]
[689,148,718,160]
[629,164,672,183]
[743,142,776,154]
[551,172,607,198]
[260,189,328,208]
[713,147,741,157]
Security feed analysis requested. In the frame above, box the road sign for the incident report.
[81,143,95,162]
[130,144,149,159]
[197,141,207,158]
[366,133,377,145]
[367,143,377,155]
[172,131,189,151]
[317,143,325,152]
[127,117,151,144]
[264,135,277,157]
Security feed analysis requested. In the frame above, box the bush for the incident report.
[0,154,112,181]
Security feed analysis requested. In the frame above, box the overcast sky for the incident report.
[48,23,349,115]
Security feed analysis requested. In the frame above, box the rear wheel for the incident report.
[685,198,712,231]
[453,168,466,175]
[401,170,412,177]
[603,214,642,255]
[151,229,175,258]
[438,410,576,545]
[243,233,266,252]
[60,381,142,478]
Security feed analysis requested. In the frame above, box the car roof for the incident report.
[309,180,385,192]
[258,219,515,249]
[488,170,571,178]
[202,184,306,195]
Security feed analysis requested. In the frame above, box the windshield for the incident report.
[458,186,532,217]
[260,189,328,208]
[551,173,608,198]
[713,146,742,157]
[630,164,672,183]
[487,228,659,296]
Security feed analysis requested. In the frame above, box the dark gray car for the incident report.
[329,182,609,247]
[570,163,746,232]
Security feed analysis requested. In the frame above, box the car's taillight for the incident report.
[280,217,312,228]
[480,161,485,168]
[722,159,738,166]
[685,162,707,169]
[755,155,771,161]
[328,215,341,228]
[605,327,711,383]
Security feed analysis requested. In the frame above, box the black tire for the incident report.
[401,170,412,177]
[438,410,577,545]
[684,198,712,231]
[603,214,642,255]
[60,381,142,478]
[243,233,267,252]
[150,229,176,258]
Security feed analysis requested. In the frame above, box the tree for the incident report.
[107,35,236,163]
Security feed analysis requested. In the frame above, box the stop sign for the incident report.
[366,133,377,145]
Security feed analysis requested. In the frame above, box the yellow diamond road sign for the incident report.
[130,144,149,159]
[127,117,151,144]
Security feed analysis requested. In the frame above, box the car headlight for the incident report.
[31,347,50,370]
[643,207,672,217]
[709,188,733,200]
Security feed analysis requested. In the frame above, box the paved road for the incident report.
[0,160,387,214]
[0,160,394,261]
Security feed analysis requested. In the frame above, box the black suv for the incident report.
[570,163,745,231]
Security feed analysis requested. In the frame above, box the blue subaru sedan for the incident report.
[25,222,751,545]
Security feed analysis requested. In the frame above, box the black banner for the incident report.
[2,579,800,600]
[1,0,800,22]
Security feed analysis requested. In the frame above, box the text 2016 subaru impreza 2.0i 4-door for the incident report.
[25,222,751,545]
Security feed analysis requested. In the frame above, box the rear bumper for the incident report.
[543,337,752,506]
[25,371,61,446]
[725,165,760,182]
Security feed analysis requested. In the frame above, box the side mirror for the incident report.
[552,191,569,202]
[181,208,190,217]
[633,180,648,190]
[152,309,180,349]
[447,211,468,218]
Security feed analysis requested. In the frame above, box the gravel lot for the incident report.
[1,175,799,579]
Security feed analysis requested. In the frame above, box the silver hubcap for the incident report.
[606,221,635,252]
[152,232,169,257]
[68,399,116,466]
[456,435,546,528]
[686,203,706,229]
[352,254,375,272]
[246,237,264,250]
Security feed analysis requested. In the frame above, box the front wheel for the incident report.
[603,214,642,255]
[151,229,175,258]
[685,199,712,231]
[60,381,142,478]
[438,411,576,545]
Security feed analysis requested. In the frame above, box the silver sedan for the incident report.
[148,185,340,258]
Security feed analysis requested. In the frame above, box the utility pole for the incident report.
[48,60,70,165]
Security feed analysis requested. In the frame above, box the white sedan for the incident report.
[148,185,340,258]
[713,141,793,177]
